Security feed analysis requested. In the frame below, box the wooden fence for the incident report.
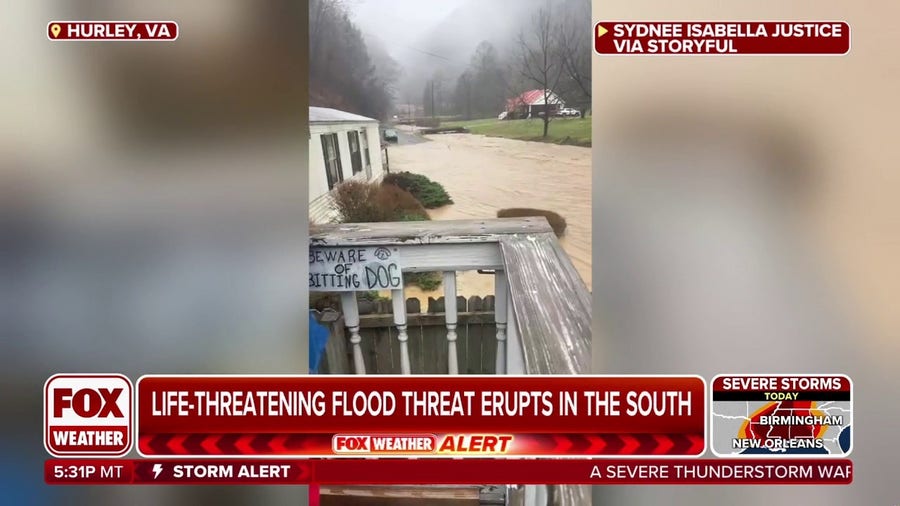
[318,295,499,375]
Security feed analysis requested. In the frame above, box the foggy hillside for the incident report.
[326,0,590,117]
[363,33,401,101]
[352,0,585,107]
[395,0,548,98]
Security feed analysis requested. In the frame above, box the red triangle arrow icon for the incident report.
[619,435,640,454]
[652,434,674,455]
[166,434,188,454]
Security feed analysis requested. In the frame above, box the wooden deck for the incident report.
[310,218,592,506]
[500,232,591,375]
[310,217,553,245]
[311,218,592,375]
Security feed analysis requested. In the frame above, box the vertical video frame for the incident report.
[307,0,592,504]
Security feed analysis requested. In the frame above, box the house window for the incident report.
[360,129,371,168]
[321,133,343,190]
[348,131,363,175]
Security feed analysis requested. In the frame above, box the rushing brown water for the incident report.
[388,131,591,301]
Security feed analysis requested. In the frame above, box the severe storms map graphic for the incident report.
[710,375,852,457]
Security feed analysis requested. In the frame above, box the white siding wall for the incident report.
[308,121,384,224]
[308,131,329,203]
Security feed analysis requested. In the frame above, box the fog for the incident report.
[351,0,468,53]
[350,0,569,107]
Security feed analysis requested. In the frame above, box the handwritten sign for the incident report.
[309,246,403,292]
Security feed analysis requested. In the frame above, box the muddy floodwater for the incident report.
[389,132,592,302]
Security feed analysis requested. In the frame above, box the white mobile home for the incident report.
[309,107,385,223]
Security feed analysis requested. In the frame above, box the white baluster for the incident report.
[392,289,411,374]
[443,271,459,375]
[494,270,508,375]
[505,285,525,374]
[340,292,365,375]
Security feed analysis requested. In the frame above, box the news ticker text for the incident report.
[46,458,852,485]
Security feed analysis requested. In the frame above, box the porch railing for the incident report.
[310,217,592,506]
[310,217,591,376]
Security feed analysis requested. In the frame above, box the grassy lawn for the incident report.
[441,117,591,147]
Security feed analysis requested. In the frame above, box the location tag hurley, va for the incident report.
[50,24,61,38]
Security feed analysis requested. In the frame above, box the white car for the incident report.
[557,108,581,117]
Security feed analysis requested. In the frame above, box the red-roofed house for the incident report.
[505,89,565,119]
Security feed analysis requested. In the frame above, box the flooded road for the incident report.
[388,131,591,301]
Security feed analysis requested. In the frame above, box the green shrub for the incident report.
[310,292,339,311]
[406,272,442,291]
[357,291,390,302]
[310,291,390,311]
[332,180,388,223]
[497,208,567,237]
[332,180,428,223]
[331,180,441,291]
[375,183,430,220]
[396,212,427,222]
[382,172,453,208]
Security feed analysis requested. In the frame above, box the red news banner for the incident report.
[137,375,705,457]
[594,22,850,54]
[44,458,852,485]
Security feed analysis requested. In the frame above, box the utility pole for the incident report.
[465,79,471,120]
[431,80,435,119]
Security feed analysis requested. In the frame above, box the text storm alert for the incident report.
[710,374,852,458]
[44,374,134,457]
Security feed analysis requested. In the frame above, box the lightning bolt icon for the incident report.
[151,463,163,479]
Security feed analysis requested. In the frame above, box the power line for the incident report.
[403,46,453,61]
[400,46,469,68]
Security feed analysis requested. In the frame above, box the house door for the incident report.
[321,133,343,190]
[359,129,372,179]
[347,131,363,177]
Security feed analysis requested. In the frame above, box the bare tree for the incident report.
[309,0,341,69]
[454,70,474,119]
[469,41,508,117]
[516,3,565,138]
[556,0,592,115]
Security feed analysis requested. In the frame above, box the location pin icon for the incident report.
[50,24,61,38]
